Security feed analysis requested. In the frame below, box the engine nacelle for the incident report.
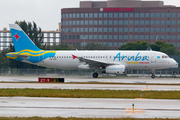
[103,65,125,74]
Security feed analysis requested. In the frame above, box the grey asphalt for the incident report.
[0,97,180,118]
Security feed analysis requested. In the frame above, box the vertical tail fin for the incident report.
[9,24,41,52]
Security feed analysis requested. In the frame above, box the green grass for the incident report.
[0,117,179,120]
[0,88,180,99]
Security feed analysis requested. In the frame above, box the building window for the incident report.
[150,20,154,25]
[80,28,83,32]
[172,13,176,17]
[73,21,76,25]
[89,13,93,18]
[119,35,123,39]
[161,13,165,17]
[140,20,144,25]
[161,28,165,32]
[104,20,108,25]
[85,28,88,32]
[66,21,68,25]
[161,20,165,25]
[178,13,180,17]
[177,20,180,25]
[119,28,123,32]
[166,35,170,40]
[150,28,154,32]
[129,28,133,32]
[145,20,149,25]
[73,13,76,18]
[109,35,113,39]
[109,28,113,32]
[99,20,102,25]
[94,28,97,32]
[124,35,128,40]
[156,13,160,17]
[124,13,128,18]
[66,14,68,18]
[77,21,80,25]
[140,35,144,40]
[156,28,160,32]
[156,20,160,25]
[119,13,123,18]
[99,28,102,32]
[94,13,98,18]
[89,35,92,39]
[119,42,123,46]
[104,13,108,18]
[80,13,84,18]
[103,35,107,39]
[167,20,170,25]
[130,20,133,25]
[135,20,139,25]
[77,28,79,32]
[150,35,154,40]
[129,35,133,39]
[89,28,92,32]
[177,28,180,32]
[145,35,149,40]
[89,20,93,25]
[172,28,176,32]
[114,20,118,25]
[124,20,128,25]
[99,13,102,18]
[177,43,180,47]
[130,13,133,17]
[145,13,149,18]
[177,35,180,40]
[99,35,102,39]
[145,28,149,32]
[172,20,176,25]
[135,35,138,40]
[109,13,113,18]
[114,13,118,18]
[140,28,144,32]
[114,42,117,47]
[94,20,98,25]
[94,35,97,39]
[135,13,139,18]
[73,28,75,32]
[172,35,176,40]
[85,21,88,25]
[104,28,107,32]
[119,20,123,25]
[167,13,170,17]
[166,28,170,32]
[140,13,144,18]
[161,35,165,40]
[124,28,128,32]
[85,13,88,18]
[80,21,84,25]
[150,13,154,17]
[109,42,112,47]
[114,35,118,40]
[135,28,139,32]
[77,13,80,18]
[114,28,118,32]
[109,20,113,25]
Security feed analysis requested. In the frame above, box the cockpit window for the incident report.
[162,56,169,58]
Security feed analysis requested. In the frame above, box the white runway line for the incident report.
[0,97,180,118]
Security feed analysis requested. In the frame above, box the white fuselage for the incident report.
[35,50,178,70]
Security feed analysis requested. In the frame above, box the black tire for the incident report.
[92,72,98,78]
[151,74,155,79]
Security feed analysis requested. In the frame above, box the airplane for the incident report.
[6,24,178,78]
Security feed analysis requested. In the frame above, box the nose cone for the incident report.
[170,59,179,68]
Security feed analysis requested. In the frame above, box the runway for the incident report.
[0,76,180,84]
[0,83,180,91]
[0,97,180,118]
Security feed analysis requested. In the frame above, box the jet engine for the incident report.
[102,65,125,74]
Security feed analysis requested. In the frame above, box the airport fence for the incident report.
[0,68,179,78]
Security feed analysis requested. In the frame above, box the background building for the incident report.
[61,0,180,50]
[0,28,61,51]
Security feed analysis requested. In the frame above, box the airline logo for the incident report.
[113,52,149,61]
[100,8,104,12]
[13,33,20,41]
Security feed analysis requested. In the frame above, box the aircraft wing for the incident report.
[72,55,119,68]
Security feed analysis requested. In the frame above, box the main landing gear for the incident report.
[92,72,98,78]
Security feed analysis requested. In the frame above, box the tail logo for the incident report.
[13,33,20,41]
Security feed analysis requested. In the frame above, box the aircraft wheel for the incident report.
[92,72,98,78]
[151,74,155,79]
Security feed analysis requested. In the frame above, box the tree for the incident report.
[119,41,149,50]
[15,21,44,48]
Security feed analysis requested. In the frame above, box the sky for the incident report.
[1,0,180,31]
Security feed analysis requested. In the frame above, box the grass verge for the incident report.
[0,117,179,120]
[0,88,180,99]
